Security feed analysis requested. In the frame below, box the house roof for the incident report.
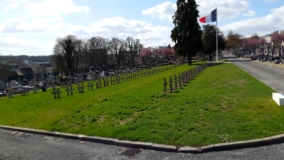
[14,69,23,76]
[19,68,34,74]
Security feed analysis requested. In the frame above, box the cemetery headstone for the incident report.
[174,75,178,90]
[51,87,61,99]
[163,78,167,92]
[99,79,102,88]
[7,89,14,98]
[66,85,74,96]
[178,74,182,87]
[32,86,37,94]
[21,88,26,96]
[87,81,94,91]
[116,76,120,84]
[169,76,173,93]
[96,80,100,89]
[103,79,107,87]
[77,83,85,93]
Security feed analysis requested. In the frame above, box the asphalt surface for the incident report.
[223,51,284,93]
[2,129,284,160]
[1,52,284,159]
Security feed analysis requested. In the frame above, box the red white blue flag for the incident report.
[199,9,217,23]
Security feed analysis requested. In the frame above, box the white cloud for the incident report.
[0,36,53,55]
[0,17,64,33]
[221,6,284,37]
[2,0,89,17]
[142,2,176,21]
[68,16,171,46]
[197,0,250,20]
[263,0,278,2]
[2,0,27,12]
[23,0,90,17]
[243,10,256,17]
[0,15,172,55]
[142,0,250,22]
[0,0,91,55]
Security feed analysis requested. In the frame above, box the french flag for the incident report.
[199,9,217,23]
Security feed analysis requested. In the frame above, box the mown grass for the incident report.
[0,63,283,147]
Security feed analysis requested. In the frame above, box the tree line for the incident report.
[52,35,144,73]
[226,31,284,49]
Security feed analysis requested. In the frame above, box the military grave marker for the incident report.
[66,85,74,96]
[77,83,85,93]
[51,87,61,99]
[87,81,94,91]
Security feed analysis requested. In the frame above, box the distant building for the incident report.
[261,30,284,43]
[6,63,18,70]
[19,68,34,79]
[32,62,52,74]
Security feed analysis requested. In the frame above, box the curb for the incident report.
[0,125,177,152]
[1,125,284,153]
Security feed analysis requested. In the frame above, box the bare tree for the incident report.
[226,31,243,49]
[109,38,125,69]
[73,39,87,70]
[53,35,80,72]
[51,51,66,73]
[87,36,109,69]
[125,37,144,63]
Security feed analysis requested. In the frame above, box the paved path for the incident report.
[223,51,284,93]
[2,129,284,160]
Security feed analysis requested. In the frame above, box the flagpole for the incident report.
[216,8,218,62]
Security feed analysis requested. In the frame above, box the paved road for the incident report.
[2,129,284,160]
[223,51,284,93]
[2,53,284,160]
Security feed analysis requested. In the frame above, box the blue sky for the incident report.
[0,0,284,56]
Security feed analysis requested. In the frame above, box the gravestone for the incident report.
[110,77,115,85]
[169,76,173,93]
[87,81,94,91]
[51,87,61,99]
[66,85,74,96]
[163,78,167,92]
[103,79,107,87]
[77,83,85,93]
[174,75,178,90]
[32,86,37,94]
[106,79,109,87]
[96,80,100,89]
[186,70,190,82]
[116,76,120,84]
[21,88,27,96]
[178,74,182,87]
[7,89,14,98]
[99,79,102,88]
[182,72,185,84]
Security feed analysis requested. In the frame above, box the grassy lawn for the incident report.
[0,63,283,147]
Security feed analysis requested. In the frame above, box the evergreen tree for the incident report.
[171,0,202,65]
